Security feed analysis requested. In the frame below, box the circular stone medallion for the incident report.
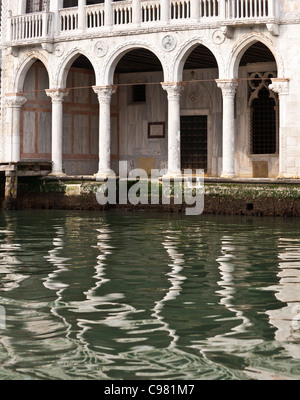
[94,40,108,57]
[162,35,176,51]
[54,44,64,57]
[212,30,226,45]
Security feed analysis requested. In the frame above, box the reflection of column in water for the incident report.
[43,226,72,333]
[266,238,300,358]
[152,231,186,348]
[215,236,251,334]
[84,226,112,303]
[0,215,26,291]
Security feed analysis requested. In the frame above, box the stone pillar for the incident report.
[78,0,86,30]
[216,79,238,178]
[191,0,200,21]
[4,94,27,162]
[46,89,70,175]
[161,82,185,176]
[161,0,170,23]
[132,0,141,25]
[3,171,18,211]
[93,85,117,179]
[50,0,63,35]
[105,0,113,27]
[269,78,290,177]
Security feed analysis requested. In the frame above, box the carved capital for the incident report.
[45,88,70,103]
[4,93,27,108]
[216,79,239,97]
[93,85,117,104]
[161,82,185,100]
[269,78,290,96]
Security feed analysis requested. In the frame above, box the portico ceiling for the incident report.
[70,42,276,73]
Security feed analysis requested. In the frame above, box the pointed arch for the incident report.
[228,33,284,79]
[56,49,98,89]
[13,51,50,93]
[171,36,224,82]
[101,41,167,86]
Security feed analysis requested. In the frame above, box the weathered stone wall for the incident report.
[8,176,300,217]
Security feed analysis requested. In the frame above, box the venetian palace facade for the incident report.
[0,0,299,179]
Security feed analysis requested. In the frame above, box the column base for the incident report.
[161,170,182,180]
[94,170,116,181]
[49,171,66,177]
[220,172,236,179]
[277,173,300,179]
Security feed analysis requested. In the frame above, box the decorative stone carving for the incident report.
[4,94,27,108]
[216,79,238,97]
[248,72,277,105]
[94,40,108,57]
[93,86,117,104]
[213,30,226,45]
[54,44,65,57]
[161,82,185,100]
[162,35,176,51]
[266,24,280,37]
[269,78,290,96]
[45,88,70,103]
[190,91,198,102]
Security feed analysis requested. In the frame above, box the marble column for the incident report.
[161,0,170,23]
[269,78,290,177]
[105,0,113,27]
[191,0,200,21]
[78,0,87,30]
[4,94,27,162]
[132,0,141,25]
[93,85,117,179]
[216,79,238,178]
[161,82,185,176]
[46,89,69,175]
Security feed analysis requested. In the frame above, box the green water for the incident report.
[0,210,300,380]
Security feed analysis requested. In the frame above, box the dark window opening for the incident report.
[180,115,207,172]
[131,85,146,103]
[26,0,43,13]
[251,86,277,155]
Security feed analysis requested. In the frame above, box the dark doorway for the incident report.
[180,115,207,172]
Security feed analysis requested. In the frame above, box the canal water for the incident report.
[0,210,300,380]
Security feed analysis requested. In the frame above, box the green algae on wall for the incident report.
[10,177,300,216]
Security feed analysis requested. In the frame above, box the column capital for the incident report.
[45,88,70,103]
[216,79,239,96]
[4,93,27,108]
[269,78,289,96]
[161,82,185,100]
[93,85,117,103]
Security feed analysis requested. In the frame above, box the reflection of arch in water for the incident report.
[266,238,300,359]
